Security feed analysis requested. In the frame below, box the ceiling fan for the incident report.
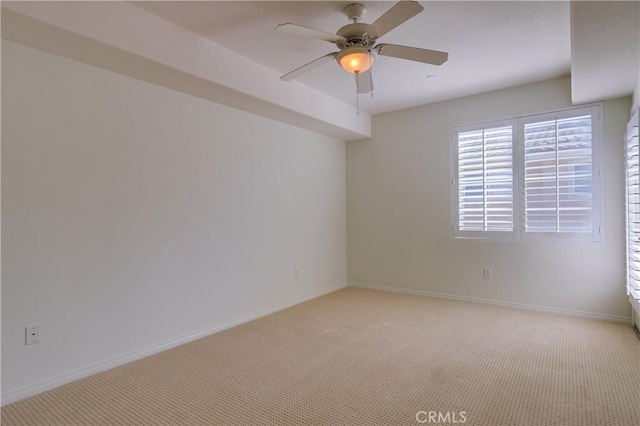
[276,1,448,94]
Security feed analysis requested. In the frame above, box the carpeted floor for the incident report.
[2,287,639,425]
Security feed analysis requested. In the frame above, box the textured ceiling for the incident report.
[132,1,572,114]
[571,1,640,105]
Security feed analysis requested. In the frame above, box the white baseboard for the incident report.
[1,282,347,406]
[349,281,632,324]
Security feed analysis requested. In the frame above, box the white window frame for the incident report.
[451,104,603,242]
[625,108,640,316]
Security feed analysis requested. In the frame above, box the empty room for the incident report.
[2,1,639,425]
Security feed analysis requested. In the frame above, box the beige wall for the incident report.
[2,40,347,402]
[347,76,631,321]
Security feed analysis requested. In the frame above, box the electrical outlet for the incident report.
[483,268,492,279]
[294,268,300,278]
[25,325,41,345]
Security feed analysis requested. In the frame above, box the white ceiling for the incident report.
[3,1,637,140]
[570,1,640,105]
[132,1,573,115]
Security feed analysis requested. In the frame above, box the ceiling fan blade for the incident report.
[276,23,347,44]
[280,53,338,81]
[376,43,448,65]
[355,70,374,94]
[369,1,424,38]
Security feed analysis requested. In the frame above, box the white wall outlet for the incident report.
[483,268,492,279]
[294,268,300,278]
[25,325,41,345]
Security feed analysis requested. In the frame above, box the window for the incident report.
[625,108,640,312]
[452,105,602,241]
[456,123,514,239]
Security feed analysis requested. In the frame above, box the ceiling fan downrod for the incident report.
[344,3,365,23]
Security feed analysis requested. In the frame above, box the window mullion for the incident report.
[482,129,487,231]
[514,119,523,241]
[555,118,560,233]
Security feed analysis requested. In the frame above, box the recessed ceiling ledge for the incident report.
[1,1,371,141]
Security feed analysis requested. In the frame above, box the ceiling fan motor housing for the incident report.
[336,23,376,49]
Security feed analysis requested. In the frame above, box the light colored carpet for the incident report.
[2,287,639,425]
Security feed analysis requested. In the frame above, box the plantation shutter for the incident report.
[523,111,595,234]
[457,125,514,233]
[625,109,640,308]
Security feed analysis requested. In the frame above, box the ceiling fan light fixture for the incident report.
[336,46,375,74]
